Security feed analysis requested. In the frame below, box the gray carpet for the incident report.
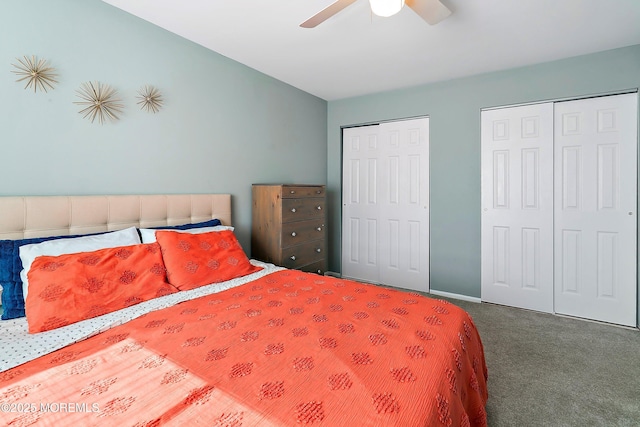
[444,298,640,427]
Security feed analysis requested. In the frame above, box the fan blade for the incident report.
[406,0,452,25]
[300,0,359,28]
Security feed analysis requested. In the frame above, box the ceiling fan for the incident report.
[300,0,452,28]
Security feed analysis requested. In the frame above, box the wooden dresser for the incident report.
[251,184,326,274]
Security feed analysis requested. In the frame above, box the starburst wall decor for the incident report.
[74,81,124,124]
[11,55,58,93]
[136,85,163,113]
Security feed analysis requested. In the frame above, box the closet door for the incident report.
[554,93,637,327]
[481,103,554,313]
[342,125,381,283]
[377,120,430,291]
[342,118,430,292]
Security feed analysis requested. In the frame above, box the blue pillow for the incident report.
[0,233,98,320]
[148,219,221,231]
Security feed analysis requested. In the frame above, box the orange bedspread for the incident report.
[0,270,488,426]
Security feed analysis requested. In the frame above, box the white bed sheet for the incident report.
[0,260,283,372]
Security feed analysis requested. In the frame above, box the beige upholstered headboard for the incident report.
[0,194,231,240]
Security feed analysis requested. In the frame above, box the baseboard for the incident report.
[428,289,482,304]
[323,273,482,304]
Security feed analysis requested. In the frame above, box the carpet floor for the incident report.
[445,298,640,427]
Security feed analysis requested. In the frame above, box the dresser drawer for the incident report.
[282,198,325,222]
[298,260,326,275]
[281,186,325,199]
[281,240,325,269]
[281,219,325,248]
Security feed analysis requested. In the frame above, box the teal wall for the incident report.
[2,1,639,324]
[328,45,640,320]
[0,0,327,251]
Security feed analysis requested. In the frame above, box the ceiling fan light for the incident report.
[369,0,405,17]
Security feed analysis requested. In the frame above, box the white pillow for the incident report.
[139,225,235,243]
[20,227,141,301]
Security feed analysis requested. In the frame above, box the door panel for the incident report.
[342,126,381,283]
[481,103,554,313]
[553,93,637,326]
[378,119,429,292]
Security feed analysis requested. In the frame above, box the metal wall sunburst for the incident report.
[136,85,163,113]
[74,81,124,124]
[11,55,58,93]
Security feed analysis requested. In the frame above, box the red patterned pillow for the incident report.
[155,230,262,291]
[25,243,176,333]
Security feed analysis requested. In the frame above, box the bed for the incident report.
[0,194,488,426]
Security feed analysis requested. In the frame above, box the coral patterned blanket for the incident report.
[0,270,488,426]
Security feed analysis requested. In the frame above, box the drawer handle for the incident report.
[290,255,296,261]
[316,248,322,253]
[316,190,321,194]
[316,227,322,232]
[290,190,295,194]
[291,208,297,213]
[316,206,322,210]
[291,232,297,237]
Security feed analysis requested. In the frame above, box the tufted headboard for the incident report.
[0,194,231,240]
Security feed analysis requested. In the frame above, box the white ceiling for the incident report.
[101,0,640,101]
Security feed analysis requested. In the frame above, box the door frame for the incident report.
[340,115,431,292]
[480,89,639,327]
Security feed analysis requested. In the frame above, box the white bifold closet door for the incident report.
[481,103,555,313]
[554,94,637,326]
[342,118,429,292]
[482,93,637,327]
